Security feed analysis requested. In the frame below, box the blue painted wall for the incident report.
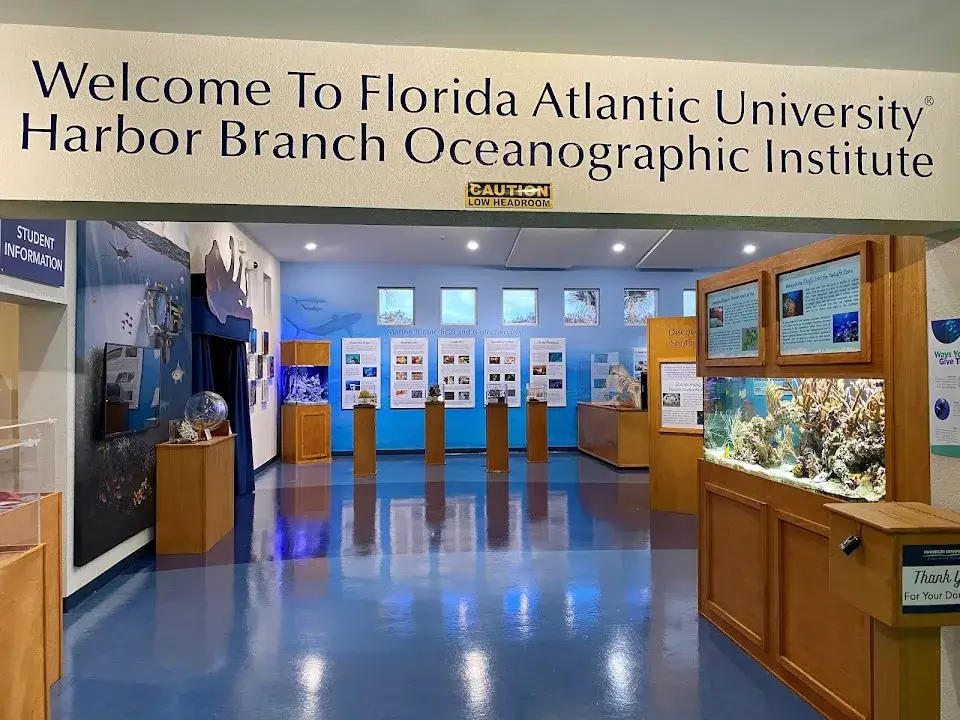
[281,263,705,451]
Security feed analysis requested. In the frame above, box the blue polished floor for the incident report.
[52,453,820,719]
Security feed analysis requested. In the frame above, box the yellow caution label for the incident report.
[464,182,553,210]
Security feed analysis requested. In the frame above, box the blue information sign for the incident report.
[0,218,66,287]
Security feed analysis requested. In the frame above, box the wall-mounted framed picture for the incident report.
[624,289,658,326]
[262,330,270,355]
[248,328,258,355]
[248,379,257,407]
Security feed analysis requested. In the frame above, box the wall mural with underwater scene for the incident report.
[74,221,191,567]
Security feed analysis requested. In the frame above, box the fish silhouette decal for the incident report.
[284,312,363,338]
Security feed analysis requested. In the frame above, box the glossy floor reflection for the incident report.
[52,453,819,720]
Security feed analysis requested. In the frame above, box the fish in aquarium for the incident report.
[282,366,329,404]
[704,377,885,502]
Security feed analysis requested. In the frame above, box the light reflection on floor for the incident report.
[52,453,819,720]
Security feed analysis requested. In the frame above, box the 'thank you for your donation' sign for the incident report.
[0,24,957,222]
[903,545,960,614]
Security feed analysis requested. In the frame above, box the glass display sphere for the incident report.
[184,391,228,432]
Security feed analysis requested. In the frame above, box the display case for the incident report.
[280,341,332,464]
[281,365,329,404]
[0,418,56,551]
[703,377,885,502]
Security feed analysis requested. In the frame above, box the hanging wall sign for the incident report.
[390,337,428,409]
[438,337,476,408]
[342,338,381,409]
[0,218,66,287]
[530,338,566,407]
[484,338,521,407]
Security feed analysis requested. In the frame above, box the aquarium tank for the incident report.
[703,377,885,502]
[281,365,329,405]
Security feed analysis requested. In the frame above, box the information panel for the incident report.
[779,254,861,356]
[590,352,619,402]
[929,318,960,457]
[530,338,567,407]
[484,338,521,407]
[390,338,428,409]
[633,347,648,377]
[342,338,381,409]
[438,337,475,408]
[659,362,704,430]
[706,281,760,359]
[902,545,960,614]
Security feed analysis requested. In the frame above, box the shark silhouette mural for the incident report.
[204,235,253,324]
[284,312,363,338]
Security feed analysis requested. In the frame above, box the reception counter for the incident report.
[577,402,650,469]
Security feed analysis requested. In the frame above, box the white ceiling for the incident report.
[1,0,957,72]
[241,223,831,270]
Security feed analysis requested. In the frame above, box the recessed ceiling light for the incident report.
[304,242,317,251]
[612,242,626,254]
[466,240,479,251]
[742,244,757,255]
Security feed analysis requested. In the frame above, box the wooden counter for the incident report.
[0,547,47,720]
[577,402,649,469]
[156,435,236,555]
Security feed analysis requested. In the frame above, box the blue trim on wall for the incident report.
[63,540,156,613]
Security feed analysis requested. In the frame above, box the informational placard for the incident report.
[659,362,704,430]
[484,338,521,407]
[390,338,428,409]
[438,337,475,408]
[342,338,381,410]
[0,218,66,287]
[779,254,861,356]
[929,318,960,457]
[632,347,648,377]
[902,545,960,614]
[530,338,567,407]
[590,352,619,402]
[706,281,760,359]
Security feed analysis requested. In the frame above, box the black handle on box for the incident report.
[840,535,862,555]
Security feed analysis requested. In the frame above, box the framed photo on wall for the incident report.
[624,289,658,326]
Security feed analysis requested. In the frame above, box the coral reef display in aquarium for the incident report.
[282,365,329,404]
[703,377,885,501]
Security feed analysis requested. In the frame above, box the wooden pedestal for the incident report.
[0,547,47,720]
[424,402,445,466]
[526,400,548,463]
[156,435,236,555]
[353,405,377,476]
[281,403,331,463]
[485,402,509,473]
[825,502,960,720]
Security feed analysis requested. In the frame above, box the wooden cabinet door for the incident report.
[299,410,328,461]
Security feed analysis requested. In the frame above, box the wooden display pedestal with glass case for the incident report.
[696,234,930,720]
[280,341,332,464]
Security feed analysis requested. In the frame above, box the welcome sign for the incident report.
[0,24,957,223]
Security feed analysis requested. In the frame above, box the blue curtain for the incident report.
[192,333,255,496]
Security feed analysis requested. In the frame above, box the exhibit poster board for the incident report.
[659,362,704,431]
[104,344,144,409]
[530,338,567,407]
[390,338,428,409]
[929,318,960,458]
[778,254,861,356]
[484,338,521,407]
[706,281,760,359]
[590,352,619,402]
[438,337,476,408]
[342,338,382,409]
[633,347,648,377]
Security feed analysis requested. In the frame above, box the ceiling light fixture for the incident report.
[304,242,317,251]
[742,244,757,255]
[466,240,479,251]
[612,242,626,254]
